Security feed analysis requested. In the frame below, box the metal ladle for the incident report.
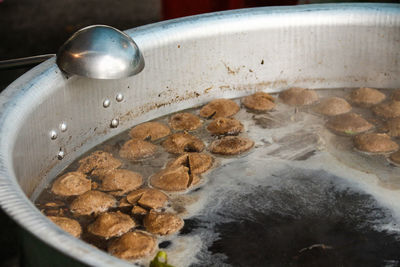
[0,25,144,79]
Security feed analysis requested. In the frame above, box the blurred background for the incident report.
[0,0,399,266]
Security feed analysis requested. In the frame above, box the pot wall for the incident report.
[0,4,399,266]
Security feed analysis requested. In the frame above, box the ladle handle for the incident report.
[0,54,55,70]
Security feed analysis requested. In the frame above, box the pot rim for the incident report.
[0,3,398,266]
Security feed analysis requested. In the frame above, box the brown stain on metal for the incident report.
[222,62,240,75]
[204,87,213,94]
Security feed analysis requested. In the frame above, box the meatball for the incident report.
[118,197,132,208]
[279,87,319,106]
[313,97,352,116]
[129,122,171,141]
[326,113,373,135]
[210,136,254,155]
[132,206,148,215]
[119,139,158,160]
[207,117,244,136]
[70,191,116,216]
[99,169,143,196]
[391,90,400,101]
[77,151,122,176]
[372,100,400,119]
[108,231,156,260]
[167,153,213,174]
[143,211,184,236]
[349,87,386,107]
[242,92,275,111]
[51,172,91,197]
[47,216,82,238]
[162,132,204,154]
[389,150,400,164]
[126,188,168,210]
[169,113,202,131]
[150,165,198,192]
[383,117,400,137]
[199,99,240,118]
[87,211,135,239]
[353,133,398,153]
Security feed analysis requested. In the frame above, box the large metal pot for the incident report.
[0,3,399,266]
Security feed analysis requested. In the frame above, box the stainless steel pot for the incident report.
[0,3,399,266]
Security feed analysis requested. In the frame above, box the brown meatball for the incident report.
[169,113,202,131]
[383,117,400,137]
[372,100,400,119]
[162,132,205,154]
[150,165,199,192]
[210,136,254,155]
[70,191,116,216]
[99,169,143,196]
[199,99,240,118]
[132,205,148,215]
[391,90,400,101]
[349,87,386,107]
[129,122,171,141]
[389,150,400,164]
[143,211,184,236]
[119,139,158,160]
[47,216,82,238]
[108,231,156,260]
[313,97,352,116]
[207,117,244,136]
[353,133,398,153]
[326,113,374,135]
[167,153,213,174]
[126,188,168,210]
[242,92,275,111]
[279,88,319,106]
[87,211,135,239]
[118,197,132,208]
[51,172,91,197]
[77,151,122,176]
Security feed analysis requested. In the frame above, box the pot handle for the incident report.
[0,54,55,70]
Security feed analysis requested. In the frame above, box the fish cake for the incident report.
[349,87,386,107]
[108,231,156,260]
[119,139,158,160]
[129,122,170,141]
[169,113,202,131]
[210,136,254,155]
[199,99,240,118]
[391,90,400,101]
[99,169,143,196]
[51,172,91,197]
[353,133,398,153]
[143,211,184,236]
[207,117,244,136]
[313,97,352,116]
[242,92,275,111]
[326,113,373,135]
[279,88,318,106]
[372,100,400,119]
[126,188,168,210]
[150,165,198,192]
[87,211,135,239]
[167,152,213,174]
[77,151,122,176]
[382,117,400,137]
[47,216,82,238]
[389,150,400,164]
[162,132,204,154]
[70,190,116,216]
